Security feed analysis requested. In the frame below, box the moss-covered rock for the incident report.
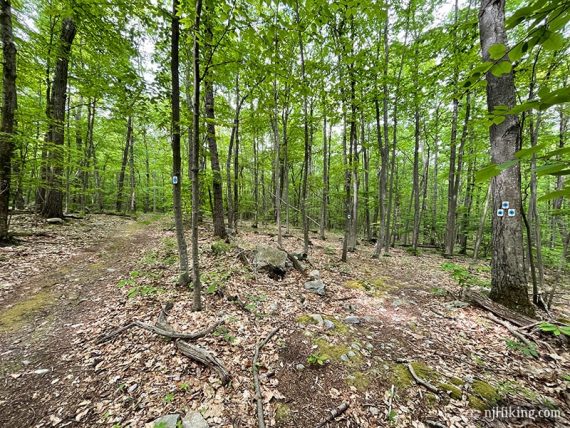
[275,403,291,424]
[296,314,319,325]
[472,380,499,403]
[468,394,488,411]
[313,337,350,361]
[438,383,462,400]
[449,376,464,386]
[346,371,371,391]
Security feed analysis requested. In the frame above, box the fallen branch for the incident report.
[315,402,349,428]
[407,363,439,394]
[253,326,281,428]
[96,319,223,344]
[484,313,538,357]
[176,340,230,386]
[425,420,447,428]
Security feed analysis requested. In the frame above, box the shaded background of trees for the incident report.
[1,0,568,302]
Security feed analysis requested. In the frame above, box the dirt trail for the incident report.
[0,216,162,427]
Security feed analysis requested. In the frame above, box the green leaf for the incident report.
[490,61,512,77]
[560,326,570,336]
[475,159,518,182]
[538,188,570,202]
[542,147,570,159]
[539,87,570,110]
[488,43,506,60]
[508,43,525,62]
[542,31,564,51]
[515,142,547,159]
[536,163,568,176]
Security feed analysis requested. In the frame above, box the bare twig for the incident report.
[484,313,539,358]
[253,326,281,428]
[407,363,439,394]
[315,402,349,428]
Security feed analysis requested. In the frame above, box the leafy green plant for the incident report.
[307,352,330,366]
[163,392,175,403]
[430,287,446,296]
[538,322,570,337]
[213,326,236,344]
[441,262,471,287]
[505,339,538,358]
[117,270,141,288]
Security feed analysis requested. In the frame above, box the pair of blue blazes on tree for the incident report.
[497,201,515,217]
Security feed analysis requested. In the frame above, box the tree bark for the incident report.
[0,0,17,240]
[203,4,226,239]
[171,0,190,286]
[479,0,533,315]
[192,0,203,310]
[116,115,132,212]
[41,18,76,218]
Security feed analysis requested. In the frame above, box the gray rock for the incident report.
[310,314,324,326]
[308,270,320,280]
[182,412,209,428]
[304,279,326,296]
[152,414,180,428]
[369,406,380,416]
[46,217,64,224]
[268,303,280,315]
[351,343,361,351]
[344,315,361,325]
[365,342,374,351]
[340,354,349,362]
[347,350,357,359]
[323,320,335,330]
[295,364,305,371]
[253,246,288,278]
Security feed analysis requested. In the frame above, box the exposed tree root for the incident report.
[315,402,349,428]
[253,326,281,428]
[96,304,230,385]
[484,313,539,357]
[466,290,536,327]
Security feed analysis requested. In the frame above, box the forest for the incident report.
[0,0,569,427]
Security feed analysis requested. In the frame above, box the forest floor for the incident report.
[0,214,568,428]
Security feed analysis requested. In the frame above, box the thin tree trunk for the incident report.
[473,183,491,260]
[171,0,190,285]
[319,103,328,240]
[191,0,203,310]
[128,126,136,212]
[116,115,132,212]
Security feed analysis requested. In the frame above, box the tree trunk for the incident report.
[479,0,533,315]
[116,115,132,212]
[202,5,226,238]
[319,103,328,240]
[191,0,203,310]
[128,125,136,212]
[41,18,76,218]
[0,0,17,240]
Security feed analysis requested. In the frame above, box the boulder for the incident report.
[253,246,288,279]
[46,217,64,224]
[304,279,326,296]
[308,270,320,280]
[182,412,209,428]
[150,414,180,428]
[344,315,361,325]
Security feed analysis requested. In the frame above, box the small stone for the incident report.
[369,406,380,416]
[46,217,64,224]
[347,350,357,359]
[351,343,361,351]
[365,343,374,351]
[128,383,138,393]
[182,412,209,428]
[323,320,335,330]
[310,314,324,326]
[33,369,49,375]
[151,414,180,428]
[344,315,361,325]
[308,270,320,280]
[340,354,349,362]
[22,360,31,366]
[268,303,280,315]
[304,279,326,296]
[463,374,474,384]
[295,364,305,371]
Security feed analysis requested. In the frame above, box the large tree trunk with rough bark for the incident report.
[479,0,533,316]
[41,18,76,218]
[0,0,17,240]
